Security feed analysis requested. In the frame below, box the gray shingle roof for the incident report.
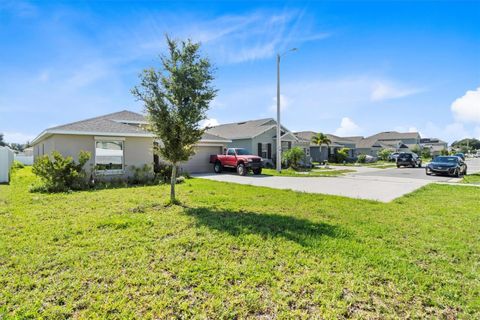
[207,118,277,139]
[33,110,230,144]
[49,110,149,135]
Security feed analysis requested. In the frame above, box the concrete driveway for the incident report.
[193,159,480,203]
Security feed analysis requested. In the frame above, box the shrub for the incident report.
[357,154,367,163]
[176,176,186,184]
[32,151,91,192]
[12,160,24,169]
[336,148,350,163]
[129,164,154,185]
[282,147,305,169]
[440,149,449,156]
[421,147,431,159]
[410,145,421,156]
[377,149,392,161]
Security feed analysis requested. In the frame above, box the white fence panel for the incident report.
[0,147,15,183]
[15,154,34,166]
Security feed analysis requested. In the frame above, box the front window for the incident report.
[95,140,124,172]
[261,144,268,158]
[235,148,250,155]
[434,156,458,164]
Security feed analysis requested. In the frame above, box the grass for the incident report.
[339,161,397,169]
[462,173,480,184]
[1,168,480,318]
[262,168,355,177]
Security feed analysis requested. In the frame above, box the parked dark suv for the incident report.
[396,152,422,168]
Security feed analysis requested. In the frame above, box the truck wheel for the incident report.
[213,161,222,173]
[253,168,262,175]
[237,163,247,176]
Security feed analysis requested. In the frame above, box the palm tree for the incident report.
[311,132,331,147]
[311,132,332,160]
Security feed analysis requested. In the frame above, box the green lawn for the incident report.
[262,168,355,177]
[462,173,480,184]
[1,168,480,318]
[338,161,397,169]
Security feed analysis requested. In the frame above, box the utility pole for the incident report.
[276,48,297,173]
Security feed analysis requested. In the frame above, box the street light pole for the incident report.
[276,54,281,172]
[276,48,297,173]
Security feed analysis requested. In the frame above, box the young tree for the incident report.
[132,36,216,203]
[282,147,305,169]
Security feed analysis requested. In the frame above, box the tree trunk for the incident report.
[170,164,177,203]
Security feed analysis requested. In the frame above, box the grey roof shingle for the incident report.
[34,110,230,143]
[207,118,277,139]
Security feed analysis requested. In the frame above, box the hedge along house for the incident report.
[206,118,302,164]
[31,111,231,178]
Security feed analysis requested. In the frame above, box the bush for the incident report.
[336,148,350,163]
[282,147,305,169]
[421,147,431,159]
[12,160,24,169]
[32,151,91,192]
[357,154,367,163]
[410,145,421,156]
[377,149,392,161]
[440,149,449,156]
[129,164,154,185]
[176,176,186,184]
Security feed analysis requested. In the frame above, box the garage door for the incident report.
[180,146,222,174]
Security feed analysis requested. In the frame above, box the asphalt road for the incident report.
[353,158,480,182]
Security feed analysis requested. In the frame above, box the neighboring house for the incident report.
[294,131,358,162]
[206,118,300,163]
[31,111,231,177]
[420,138,448,156]
[355,131,421,156]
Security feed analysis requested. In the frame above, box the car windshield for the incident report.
[399,153,412,158]
[434,156,458,163]
[235,148,250,155]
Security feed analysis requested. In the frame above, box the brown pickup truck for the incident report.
[210,148,263,175]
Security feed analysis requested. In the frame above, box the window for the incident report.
[95,140,124,173]
[261,144,267,158]
[304,147,310,156]
[227,149,236,156]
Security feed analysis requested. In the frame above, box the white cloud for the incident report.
[201,118,220,128]
[2,131,36,144]
[445,123,470,142]
[269,94,289,113]
[451,86,480,124]
[131,10,330,64]
[334,117,362,136]
[370,81,423,101]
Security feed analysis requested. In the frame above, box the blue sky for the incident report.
[1,0,479,144]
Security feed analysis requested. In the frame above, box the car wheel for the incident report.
[426,169,431,176]
[237,163,247,176]
[454,168,460,178]
[253,168,262,175]
[464,168,467,175]
[418,162,422,168]
[213,161,222,174]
